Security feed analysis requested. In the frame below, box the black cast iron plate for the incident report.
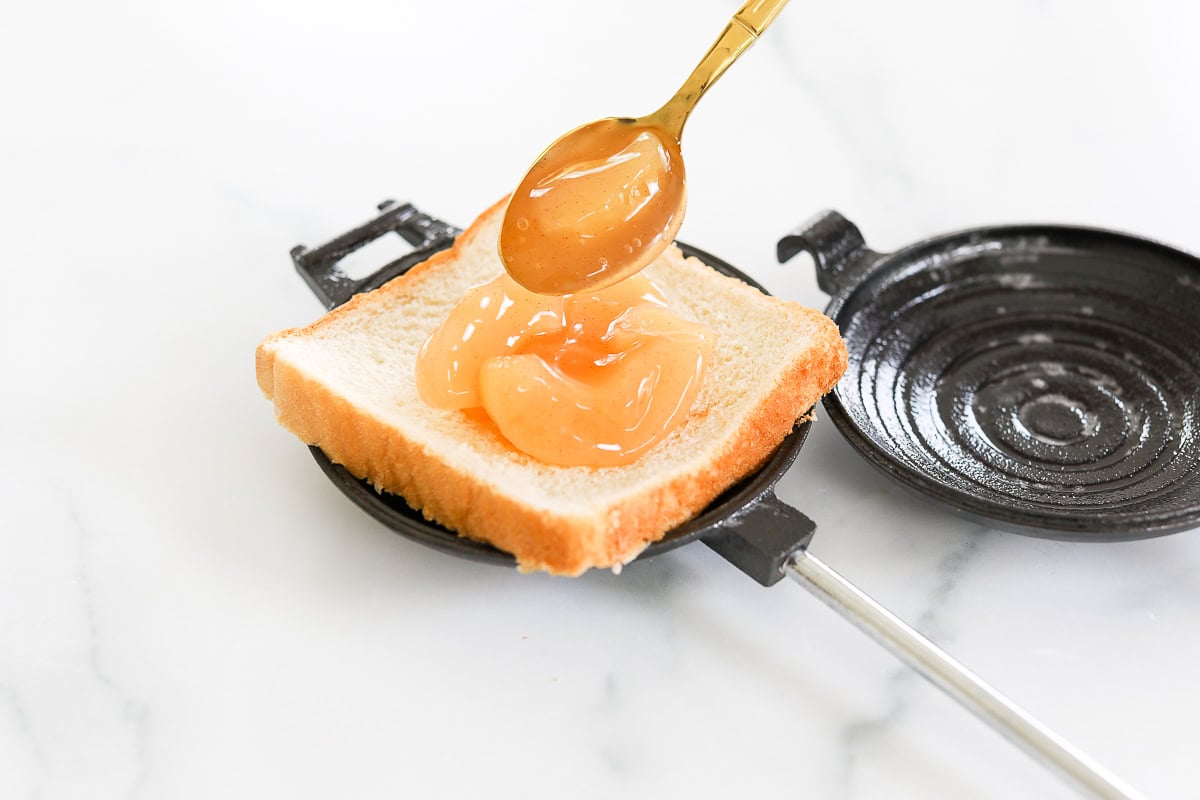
[308,238,811,567]
[824,225,1200,538]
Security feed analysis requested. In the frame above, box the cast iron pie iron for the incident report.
[779,211,1200,537]
[286,200,1165,800]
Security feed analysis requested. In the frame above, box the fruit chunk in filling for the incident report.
[416,272,714,466]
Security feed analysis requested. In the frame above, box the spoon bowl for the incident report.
[500,0,790,295]
[498,118,686,294]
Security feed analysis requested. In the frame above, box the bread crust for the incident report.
[257,199,847,576]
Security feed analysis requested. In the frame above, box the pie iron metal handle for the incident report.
[777,209,886,295]
[708,498,1145,800]
[290,200,462,310]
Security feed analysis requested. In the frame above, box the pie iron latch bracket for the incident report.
[290,200,462,310]
[703,490,816,587]
[777,209,886,295]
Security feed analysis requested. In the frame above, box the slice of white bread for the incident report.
[256,198,848,576]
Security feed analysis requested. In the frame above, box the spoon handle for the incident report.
[654,0,791,137]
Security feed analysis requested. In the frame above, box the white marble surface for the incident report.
[3,2,1198,798]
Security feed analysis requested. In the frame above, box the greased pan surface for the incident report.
[781,212,1200,539]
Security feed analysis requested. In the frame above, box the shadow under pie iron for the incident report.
[284,199,1190,800]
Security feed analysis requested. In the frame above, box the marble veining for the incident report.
[832,533,987,795]
[65,504,150,800]
[3,1,1198,798]
[0,497,148,799]
[0,686,45,797]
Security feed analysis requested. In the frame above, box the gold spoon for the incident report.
[499,0,791,295]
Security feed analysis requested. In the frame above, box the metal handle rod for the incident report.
[787,550,1146,800]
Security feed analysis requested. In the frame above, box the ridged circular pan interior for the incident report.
[827,226,1200,538]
